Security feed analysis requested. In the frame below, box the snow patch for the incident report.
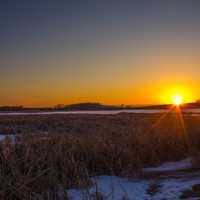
[0,134,16,143]
[68,176,149,200]
[1,108,200,116]
[68,158,200,200]
[143,158,192,172]
[68,175,200,200]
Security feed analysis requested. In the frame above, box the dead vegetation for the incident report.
[0,113,200,199]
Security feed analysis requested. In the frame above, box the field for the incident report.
[0,112,200,199]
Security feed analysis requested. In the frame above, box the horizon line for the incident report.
[0,101,199,109]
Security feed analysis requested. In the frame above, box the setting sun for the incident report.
[159,84,197,105]
[172,95,183,106]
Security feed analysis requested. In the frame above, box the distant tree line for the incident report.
[0,106,24,111]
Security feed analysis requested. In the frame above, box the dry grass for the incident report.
[0,113,200,199]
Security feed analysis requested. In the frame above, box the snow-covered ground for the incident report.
[0,109,167,115]
[68,159,200,200]
[0,108,200,115]
[143,158,192,172]
[68,176,150,200]
[0,134,16,143]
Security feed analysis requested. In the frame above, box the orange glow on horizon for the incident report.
[159,84,196,105]
[0,82,198,107]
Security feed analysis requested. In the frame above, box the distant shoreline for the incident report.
[1,108,200,116]
[0,102,200,112]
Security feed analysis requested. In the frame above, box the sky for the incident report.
[1,0,200,107]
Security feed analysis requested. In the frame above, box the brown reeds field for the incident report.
[0,112,200,199]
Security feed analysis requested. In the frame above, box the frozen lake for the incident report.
[0,108,200,116]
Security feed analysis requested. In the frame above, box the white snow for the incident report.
[68,176,150,200]
[0,109,168,116]
[0,134,16,143]
[68,175,200,200]
[152,178,200,200]
[143,158,192,172]
[0,108,200,116]
[68,158,200,200]
[0,135,7,141]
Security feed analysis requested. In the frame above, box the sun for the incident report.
[160,84,196,106]
[172,95,183,106]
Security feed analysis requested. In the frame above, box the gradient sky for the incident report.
[1,0,200,107]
